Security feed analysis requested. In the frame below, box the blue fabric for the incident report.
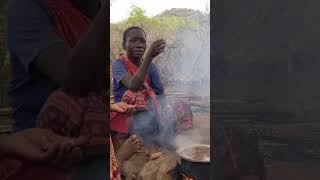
[7,0,62,132]
[112,59,164,102]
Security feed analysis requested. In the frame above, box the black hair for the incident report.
[122,26,146,43]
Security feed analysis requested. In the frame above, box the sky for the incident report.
[110,0,210,23]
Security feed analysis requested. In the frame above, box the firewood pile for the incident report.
[121,145,179,180]
[116,99,210,180]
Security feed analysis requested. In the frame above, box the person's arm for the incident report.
[0,129,88,166]
[111,102,136,114]
[120,39,166,91]
[149,63,167,106]
[35,3,108,96]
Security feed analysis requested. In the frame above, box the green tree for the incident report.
[127,5,148,27]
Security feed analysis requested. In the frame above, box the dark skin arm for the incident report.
[121,39,166,91]
[0,128,87,167]
[34,1,108,96]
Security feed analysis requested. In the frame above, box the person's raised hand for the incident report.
[145,39,166,60]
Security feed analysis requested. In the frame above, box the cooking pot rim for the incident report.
[177,144,210,163]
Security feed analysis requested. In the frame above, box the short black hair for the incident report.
[122,26,146,43]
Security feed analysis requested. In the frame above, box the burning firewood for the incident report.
[150,152,163,160]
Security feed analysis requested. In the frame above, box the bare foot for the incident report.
[116,135,141,167]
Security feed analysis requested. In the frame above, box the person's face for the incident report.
[123,29,147,60]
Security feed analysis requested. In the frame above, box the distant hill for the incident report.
[156,8,209,23]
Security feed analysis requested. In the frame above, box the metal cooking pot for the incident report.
[176,144,211,180]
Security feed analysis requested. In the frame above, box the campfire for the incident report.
[119,92,210,180]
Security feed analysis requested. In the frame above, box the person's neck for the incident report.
[129,57,142,66]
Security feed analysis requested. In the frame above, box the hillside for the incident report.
[157,8,208,20]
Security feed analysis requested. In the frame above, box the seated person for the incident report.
[0,120,139,180]
[111,26,193,144]
[8,0,108,133]
[35,89,141,179]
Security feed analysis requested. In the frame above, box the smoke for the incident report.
[174,128,206,150]
[130,96,176,149]
[130,95,210,150]
[130,12,210,149]
[166,14,210,97]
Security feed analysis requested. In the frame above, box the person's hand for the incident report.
[48,135,88,169]
[111,102,136,114]
[0,128,88,168]
[145,39,166,60]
